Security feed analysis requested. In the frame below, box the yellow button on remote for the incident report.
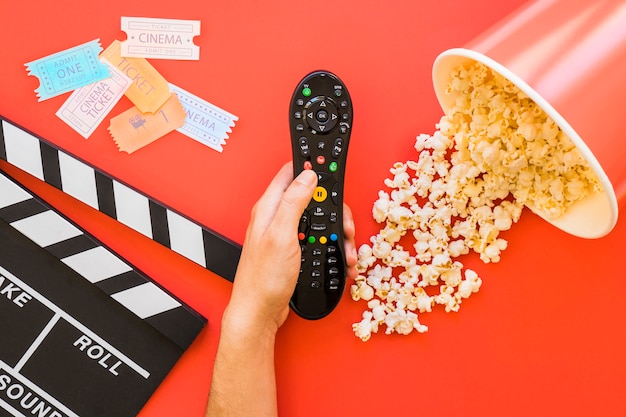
[313,186,327,202]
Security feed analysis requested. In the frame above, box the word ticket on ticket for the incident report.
[100,40,171,114]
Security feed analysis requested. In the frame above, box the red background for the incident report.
[1,1,625,416]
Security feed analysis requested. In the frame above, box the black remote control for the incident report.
[289,70,353,320]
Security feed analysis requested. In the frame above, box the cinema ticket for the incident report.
[25,40,110,102]
[121,17,201,60]
[56,60,131,139]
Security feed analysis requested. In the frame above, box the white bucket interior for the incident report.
[432,48,618,239]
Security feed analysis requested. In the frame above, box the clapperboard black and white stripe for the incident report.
[0,115,241,282]
[0,170,205,351]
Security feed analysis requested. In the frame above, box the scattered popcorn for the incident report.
[351,61,602,341]
[350,279,375,301]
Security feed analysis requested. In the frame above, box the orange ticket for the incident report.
[100,40,170,113]
[108,93,186,153]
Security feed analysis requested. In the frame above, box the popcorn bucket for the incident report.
[432,0,626,238]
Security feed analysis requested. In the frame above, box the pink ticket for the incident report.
[56,60,131,138]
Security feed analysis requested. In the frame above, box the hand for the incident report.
[207,161,358,417]
[225,162,358,331]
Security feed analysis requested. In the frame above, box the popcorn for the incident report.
[350,279,374,301]
[384,309,427,335]
[352,311,378,342]
[351,61,602,340]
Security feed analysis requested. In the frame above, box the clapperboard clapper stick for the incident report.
[0,115,242,282]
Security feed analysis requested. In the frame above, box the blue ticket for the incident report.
[169,83,238,152]
[25,39,111,101]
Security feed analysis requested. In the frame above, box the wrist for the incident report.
[220,303,281,343]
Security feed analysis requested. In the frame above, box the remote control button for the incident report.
[312,270,321,278]
[316,109,328,122]
[311,223,327,232]
[294,111,302,119]
[302,87,312,97]
[298,213,309,234]
[313,186,327,202]
[312,259,321,267]
[316,172,330,182]
[319,236,328,244]
[329,278,340,287]
[332,138,343,158]
[327,246,337,254]
[331,183,339,205]
[298,232,305,241]
[311,280,321,288]
[308,236,316,244]
[296,98,304,106]
[310,206,328,217]
[328,256,338,265]
[304,161,312,170]
[316,155,325,165]
[330,233,338,242]
[312,248,322,256]
[328,267,339,276]
[329,161,338,172]
[329,211,338,223]
[299,137,310,157]
[296,123,304,132]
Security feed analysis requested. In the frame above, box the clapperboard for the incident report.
[0,170,206,416]
[0,116,241,283]
[0,115,242,416]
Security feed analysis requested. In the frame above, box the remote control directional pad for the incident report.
[304,96,339,133]
[289,70,352,320]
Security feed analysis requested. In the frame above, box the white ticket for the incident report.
[56,59,131,139]
[121,17,201,60]
[169,83,238,152]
